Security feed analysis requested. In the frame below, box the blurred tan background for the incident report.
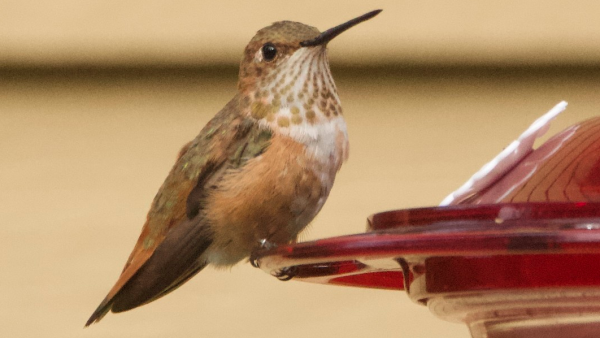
[3,1,600,337]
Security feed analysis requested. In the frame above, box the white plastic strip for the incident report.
[440,101,568,206]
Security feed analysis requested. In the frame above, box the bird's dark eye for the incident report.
[261,43,277,61]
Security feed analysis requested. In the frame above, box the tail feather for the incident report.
[85,297,113,327]
[85,218,212,325]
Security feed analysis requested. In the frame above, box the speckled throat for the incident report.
[248,46,341,123]
[242,46,348,166]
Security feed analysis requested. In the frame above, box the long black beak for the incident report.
[300,9,382,47]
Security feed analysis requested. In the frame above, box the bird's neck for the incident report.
[238,47,349,168]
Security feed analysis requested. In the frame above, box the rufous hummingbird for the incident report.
[86,9,382,326]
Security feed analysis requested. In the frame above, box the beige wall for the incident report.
[2,1,600,67]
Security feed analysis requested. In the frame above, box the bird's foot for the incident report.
[271,266,298,281]
[249,239,278,268]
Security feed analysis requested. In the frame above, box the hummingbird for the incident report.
[85,9,382,326]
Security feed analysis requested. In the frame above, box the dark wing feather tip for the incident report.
[111,219,213,312]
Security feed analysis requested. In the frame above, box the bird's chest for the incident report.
[205,135,338,265]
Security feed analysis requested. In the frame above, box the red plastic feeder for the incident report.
[255,114,600,338]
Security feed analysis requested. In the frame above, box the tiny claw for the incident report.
[272,266,298,281]
[249,239,278,268]
[249,253,260,268]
